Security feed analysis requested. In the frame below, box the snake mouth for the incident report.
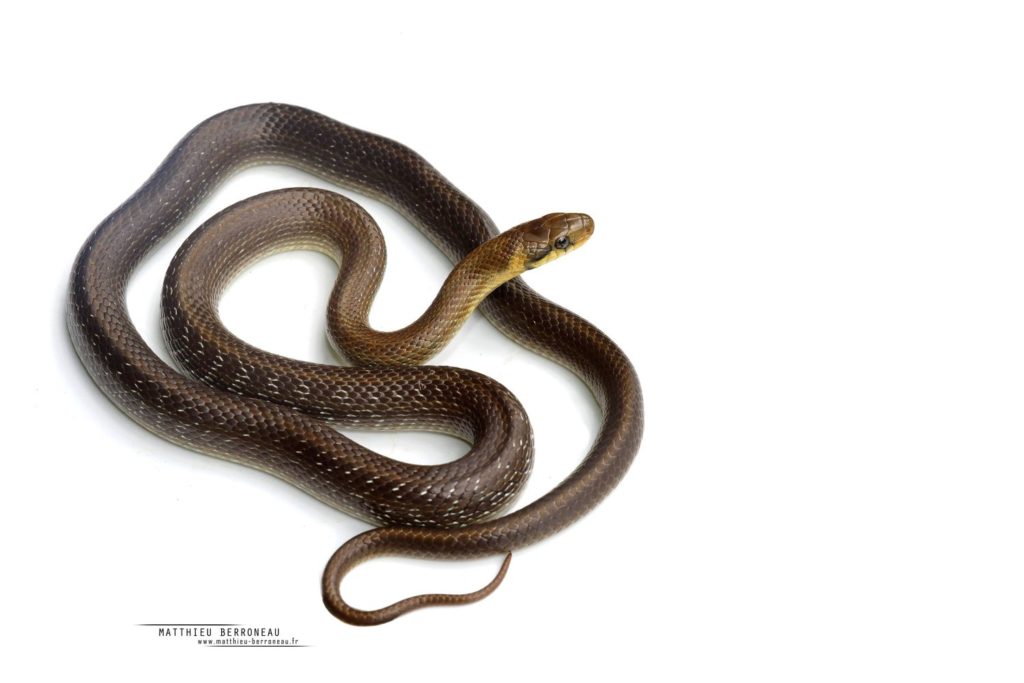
[565,213,595,249]
[521,212,595,269]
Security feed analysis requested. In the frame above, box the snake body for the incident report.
[67,104,644,625]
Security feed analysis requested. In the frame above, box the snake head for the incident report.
[520,213,595,269]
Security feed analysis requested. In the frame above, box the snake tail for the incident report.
[322,527,513,625]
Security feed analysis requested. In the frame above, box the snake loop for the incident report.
[67,104,644,625]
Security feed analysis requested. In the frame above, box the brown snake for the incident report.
[67,103,644,625]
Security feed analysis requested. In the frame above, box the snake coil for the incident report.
[67,104,643,625]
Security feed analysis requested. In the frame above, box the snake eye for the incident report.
[553,236,570,250]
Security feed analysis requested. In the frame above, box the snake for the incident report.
[67,103,644,625]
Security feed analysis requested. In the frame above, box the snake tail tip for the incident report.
[322,540,513,626]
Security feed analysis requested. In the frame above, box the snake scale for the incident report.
[67,103,644,625]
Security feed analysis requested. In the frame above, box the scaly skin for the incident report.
[67,103,643,625]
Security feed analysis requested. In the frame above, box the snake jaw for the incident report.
[521,212,594,269]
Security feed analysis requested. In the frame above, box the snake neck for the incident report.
[331,230,525,366]
[164,187,525,369]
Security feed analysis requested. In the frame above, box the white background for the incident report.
[3,1,1024,680]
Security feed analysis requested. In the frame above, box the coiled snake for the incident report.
[67,104,644,625]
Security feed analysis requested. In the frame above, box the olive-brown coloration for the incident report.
[66,104,644,625]
[521,212,594,269]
